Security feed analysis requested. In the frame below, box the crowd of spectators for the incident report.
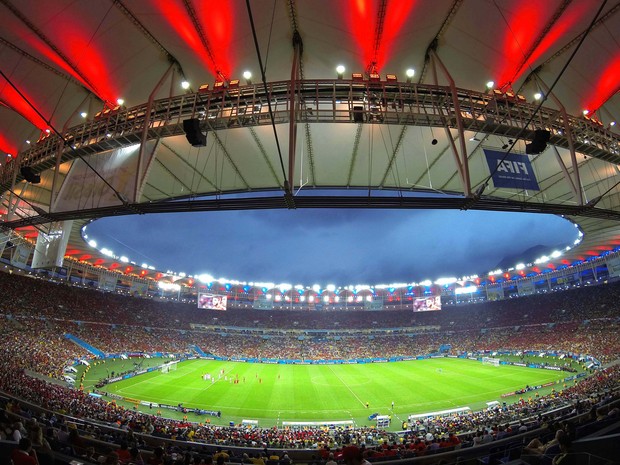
[2,271,620,333]
[0,272,619,380]
[1,315,618,381]
[0,362,618,464]
[0,269,619,463]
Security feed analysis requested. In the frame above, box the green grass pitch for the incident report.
[86,358,574,428]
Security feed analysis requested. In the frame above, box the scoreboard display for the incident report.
[413,295,441,312]
[197,293,227,311]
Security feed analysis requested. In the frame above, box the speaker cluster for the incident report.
[526,129,550,155]
[20,166,41,184]
[182,118,207,147]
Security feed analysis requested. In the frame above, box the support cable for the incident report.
[476,0,609,201]
[245,0,290,194]
[0,69,137,212]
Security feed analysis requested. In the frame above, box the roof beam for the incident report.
[5,194,620,229]
[182,0,227,82]
[248,128,282,188]
[367,0,388,75]
[112,0,188,79]
[523,2,620,83]
[501,0,573,90]
[418,0,464,84]
[346,124,364,187]
[0,0,107,103]
[159,141,220,192]
[0,38,88,91]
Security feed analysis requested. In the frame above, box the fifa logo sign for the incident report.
[496,159,529,175]
[484,149,540,191]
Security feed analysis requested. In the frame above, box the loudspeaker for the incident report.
[352,106,364,123]
[20,166,41,184]
[525,129,550,155]
[182,118,206,147]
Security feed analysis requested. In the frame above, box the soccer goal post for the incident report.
[481,357,501,367]
[161,360,179,373]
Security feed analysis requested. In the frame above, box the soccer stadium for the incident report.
[0,1,619,465]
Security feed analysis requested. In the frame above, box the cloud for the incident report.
[88,209,577,285]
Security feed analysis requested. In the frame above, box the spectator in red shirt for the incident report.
[11,438,38,465]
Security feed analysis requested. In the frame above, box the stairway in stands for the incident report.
[64,333,105,358]
[190,344,208,357]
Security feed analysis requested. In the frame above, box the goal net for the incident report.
[482,357,501,367]
[160,361,179,373]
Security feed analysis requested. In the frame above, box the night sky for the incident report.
[87,208,578,286]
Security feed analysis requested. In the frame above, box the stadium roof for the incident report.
[0,0,619,284]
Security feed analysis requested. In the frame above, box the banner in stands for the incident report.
[54,142,155,212]
[31,220,73,269]
[130,281,149,296]
[252,295,273,310]
[517,279,535,296]
[364,300,384,310]
[484,149,539,191]
[486,286,503,301]
[98,273,118,291]
[606,255,620,277]
[11,243,32,268]
[198,293,227,310]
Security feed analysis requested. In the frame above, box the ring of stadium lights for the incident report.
[79,220,589,294]
[2,78,618,291]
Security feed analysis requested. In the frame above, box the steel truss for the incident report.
[1,80,620,228]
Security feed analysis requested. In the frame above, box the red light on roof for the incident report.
[94,259,105,265]
[124,266,133,274]
[140,270,147,276]
[79,254,91,261]
[109,263,119,270]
